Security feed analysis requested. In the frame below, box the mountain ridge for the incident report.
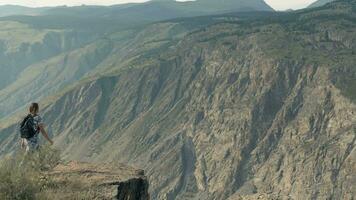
[309,0,335,7]
[0,5,50,17]
[0,0,273,18]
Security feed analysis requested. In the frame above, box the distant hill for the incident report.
[0,0,273,18]
[0,5,48,17]
[0,0,274,34]
[308,0,334,7]
[42,0,273,22]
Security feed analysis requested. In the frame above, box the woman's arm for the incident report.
[39,124,53,145]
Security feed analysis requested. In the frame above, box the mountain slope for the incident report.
[0,20,108,118]
[1,0,356,199]
[0,21,97,91]
[0,15,223,119]
[0,0,274,119]
[309,0,335,7]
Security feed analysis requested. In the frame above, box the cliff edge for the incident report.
[45,161,149,200]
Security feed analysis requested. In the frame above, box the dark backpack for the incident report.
[20,115,37,139]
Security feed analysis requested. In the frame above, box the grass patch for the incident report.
[0,145,60,200]
[0,146,108,200]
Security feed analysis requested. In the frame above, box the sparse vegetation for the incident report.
[0,146,105,200]
[0,158,41,200]
[0,146,59,200]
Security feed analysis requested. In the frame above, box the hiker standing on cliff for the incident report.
[20,103,53,153]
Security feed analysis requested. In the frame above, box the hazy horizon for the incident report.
[0,0,318,10]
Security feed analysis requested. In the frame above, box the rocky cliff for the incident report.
[45,161,149,200]
[0,0,356,199]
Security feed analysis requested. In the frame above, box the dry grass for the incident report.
[0,146,102,200]
[0,145,58,200]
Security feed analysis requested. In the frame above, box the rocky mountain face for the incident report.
[1,0,356,199]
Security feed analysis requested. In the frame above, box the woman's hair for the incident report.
[29,102,39,114]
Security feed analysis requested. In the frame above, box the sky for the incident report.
[0,0,318,10]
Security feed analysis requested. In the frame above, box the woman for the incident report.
[21,103,53,152]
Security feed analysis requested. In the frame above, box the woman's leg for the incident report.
[20,139,39,167]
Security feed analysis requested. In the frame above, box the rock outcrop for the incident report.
[117,178,150,200]
[46,161,149,200]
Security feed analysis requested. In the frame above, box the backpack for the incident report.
[20,114,37,139]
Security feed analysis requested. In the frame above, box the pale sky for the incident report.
[0,0,318,10]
